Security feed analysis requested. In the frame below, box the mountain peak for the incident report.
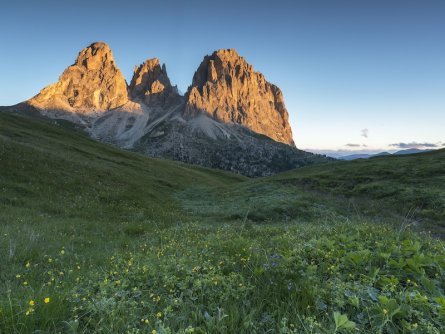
[184,49,294,146]
[213,48,240,57]
[87,41,109,48]
[28,41,128,113]
[210,49,247,66]
[74,42,115,70]
[129,58,173,100]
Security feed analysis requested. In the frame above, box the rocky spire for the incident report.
[28,42,128,113]
[129,58,175,104]
[185,49,294,146]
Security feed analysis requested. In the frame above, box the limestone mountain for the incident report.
[3,42,330,176]
[185,49,294,146]
[28,42,128,116]
[129,58,175,102]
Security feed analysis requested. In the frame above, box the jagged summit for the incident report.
[185,48,294,146]
[129,58,174,100]
[188,49,248,87]
[28,42,128,114]
[75,42,114,70]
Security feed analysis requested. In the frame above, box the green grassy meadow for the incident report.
[1,112,444,333]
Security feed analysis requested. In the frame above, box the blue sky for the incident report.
[1,0,444,153]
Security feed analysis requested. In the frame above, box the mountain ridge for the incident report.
[1,42,330,176]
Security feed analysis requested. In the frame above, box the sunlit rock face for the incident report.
[28,42,128,113]
[185,49,295,146]
[130,59,170,97]
[128,58,181,107]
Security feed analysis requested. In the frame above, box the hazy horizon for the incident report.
[1,0,444,153]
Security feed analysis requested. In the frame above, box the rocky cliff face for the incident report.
[28,42,128,114]
[129,58,173,100]
[185,49,294,146]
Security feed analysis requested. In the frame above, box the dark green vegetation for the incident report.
[180,147,445,234]
[273,151,445,225]
[1,112,444,333]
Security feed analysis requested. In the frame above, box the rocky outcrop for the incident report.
[130,59,171,97]
[129,58,182,108]
[28,42,128,113]
[185,49,294,146]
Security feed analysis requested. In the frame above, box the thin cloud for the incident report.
[345,143,361,147]
[389,142,439,149]
[361,128,369,138]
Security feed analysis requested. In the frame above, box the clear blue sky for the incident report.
[1,0,444,153]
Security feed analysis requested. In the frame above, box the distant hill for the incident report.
[374,151,392,156]
[339,153,373,160]
[339,148,433,160]
[393,148,431,155]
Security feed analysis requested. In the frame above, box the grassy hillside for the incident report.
[1,112,445,333]
[179,149,445,234]
[0,111,244,263]
[273,150,445,222]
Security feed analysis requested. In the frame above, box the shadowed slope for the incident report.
[0,111,246,224]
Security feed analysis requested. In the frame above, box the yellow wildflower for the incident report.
[44,297,50,304]
[29,300,35,306]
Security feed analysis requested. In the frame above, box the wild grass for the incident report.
[1,112,444,333]
[2,219,444,333]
